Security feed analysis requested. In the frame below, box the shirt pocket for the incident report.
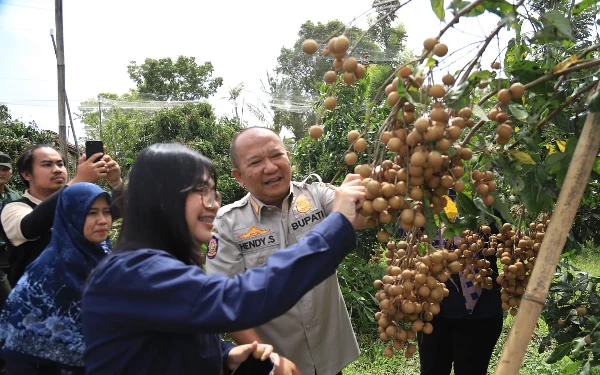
[233,231,281,270]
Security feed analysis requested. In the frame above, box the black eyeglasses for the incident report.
[193,187,222,208]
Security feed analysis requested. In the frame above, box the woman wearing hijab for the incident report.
[0,182,113,374]
[81,143,366,375]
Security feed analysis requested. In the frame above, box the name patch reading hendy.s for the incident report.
[291,210,326,231]
[236,226,278,251]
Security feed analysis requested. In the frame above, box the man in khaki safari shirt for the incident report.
[206,127,360,375]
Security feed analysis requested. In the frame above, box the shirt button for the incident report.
[258,258,264,264]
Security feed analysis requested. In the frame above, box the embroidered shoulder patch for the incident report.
[237,226,270,239]
[295,194,312,214]
[207,236,218,259]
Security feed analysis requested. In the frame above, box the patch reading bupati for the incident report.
[237,226,270,239]
[294,194,312,214]
[291,210,326,231]
[207,236,218,259]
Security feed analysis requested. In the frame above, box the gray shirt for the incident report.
[206,181,359,375]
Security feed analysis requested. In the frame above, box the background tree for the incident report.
[268,16,412,141]
[0,104,76,192]
[127,56,223,101]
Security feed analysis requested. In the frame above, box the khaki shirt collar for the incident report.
[248,182,295,222]
[23,190,43,205]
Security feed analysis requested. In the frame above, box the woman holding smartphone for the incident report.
[81,143,366,375]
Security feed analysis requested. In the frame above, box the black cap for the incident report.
[0,153,12,169]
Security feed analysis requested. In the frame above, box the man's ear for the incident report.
[232,168,244,187]
[21,171,32,183]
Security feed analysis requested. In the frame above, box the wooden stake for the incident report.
[495,85,600,374]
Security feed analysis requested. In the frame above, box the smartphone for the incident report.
[230,357,274,375]
[85,140,104,162]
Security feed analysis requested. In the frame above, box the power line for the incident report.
[0,77,51,81]
[0,1,52,10]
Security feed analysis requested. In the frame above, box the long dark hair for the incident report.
[116,143,217,266]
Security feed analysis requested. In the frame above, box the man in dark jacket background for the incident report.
[0,152,21,310]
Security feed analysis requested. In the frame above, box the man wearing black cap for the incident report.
[0,153,20,310]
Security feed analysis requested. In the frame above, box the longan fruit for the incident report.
[576,307,588,316]
[301,39,319,55]
[347,130,360,143]
[459,107,472,119]
[496,124,512,138]
[384,347,394,357]
[399,65,412,78]
[453,180,465,192]
[442,74,455,85]
[355,64,366,79]
[498,89,512,104]
[253,346,265,359]
[324,96,337,110]
[309,125,323,139]
[323,70,337,84]
[488,108,499,121]
[429,84,446,98]
[459,148,473,160]
[423,37,437,51]
[433,43,448,57]
[482,194,494,206]
[491,61,501,69]
[334,35,350,52]
[387,91,400,106]
[333,58,344,71]
[345,152,358,165]
[343,57,358,73]
[495,111,508,124]
[354,138,367,152]
[510,82,526,99]
[343,72,356,85]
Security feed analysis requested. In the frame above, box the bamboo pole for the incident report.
[495,84,600,374]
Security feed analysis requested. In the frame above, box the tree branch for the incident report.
[416,0,490,64]
[522,59,600,90]
[507,80,597,149]
[458,23,505,85]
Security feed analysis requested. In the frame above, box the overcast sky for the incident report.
[0,0,512,143]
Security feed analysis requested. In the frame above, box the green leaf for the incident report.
[430,0,445,21]
[508,103,529,120]
[573,0,598,16]
[490,191,513,222]
[468,70,493,82]
[588,89,600,113]
[417,242,428,256]
[456,192,479,217]
[572,337,587,356]
[510,150,537,165]
[580,360,591,375]
[562,361,583,374]
[472,104,489,121]
[531,10,575,43]
[545,152,566,174]
[481,0,515,18]
[445,80,472,109]
[546,341,573,364]
[422,195,439,239]
[426,57,438,67]
[594,158,600,174]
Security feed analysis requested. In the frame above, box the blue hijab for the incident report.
[0,182,112,367]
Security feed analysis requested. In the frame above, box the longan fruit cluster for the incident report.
[301,36,366,112]
[491,82,526,145]
[471,170,497,206]
[373,235,460,358]
[494,215,548,316]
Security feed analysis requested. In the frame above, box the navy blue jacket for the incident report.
[81,212,356,375]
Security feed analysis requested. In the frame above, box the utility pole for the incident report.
[54,0,67,157]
